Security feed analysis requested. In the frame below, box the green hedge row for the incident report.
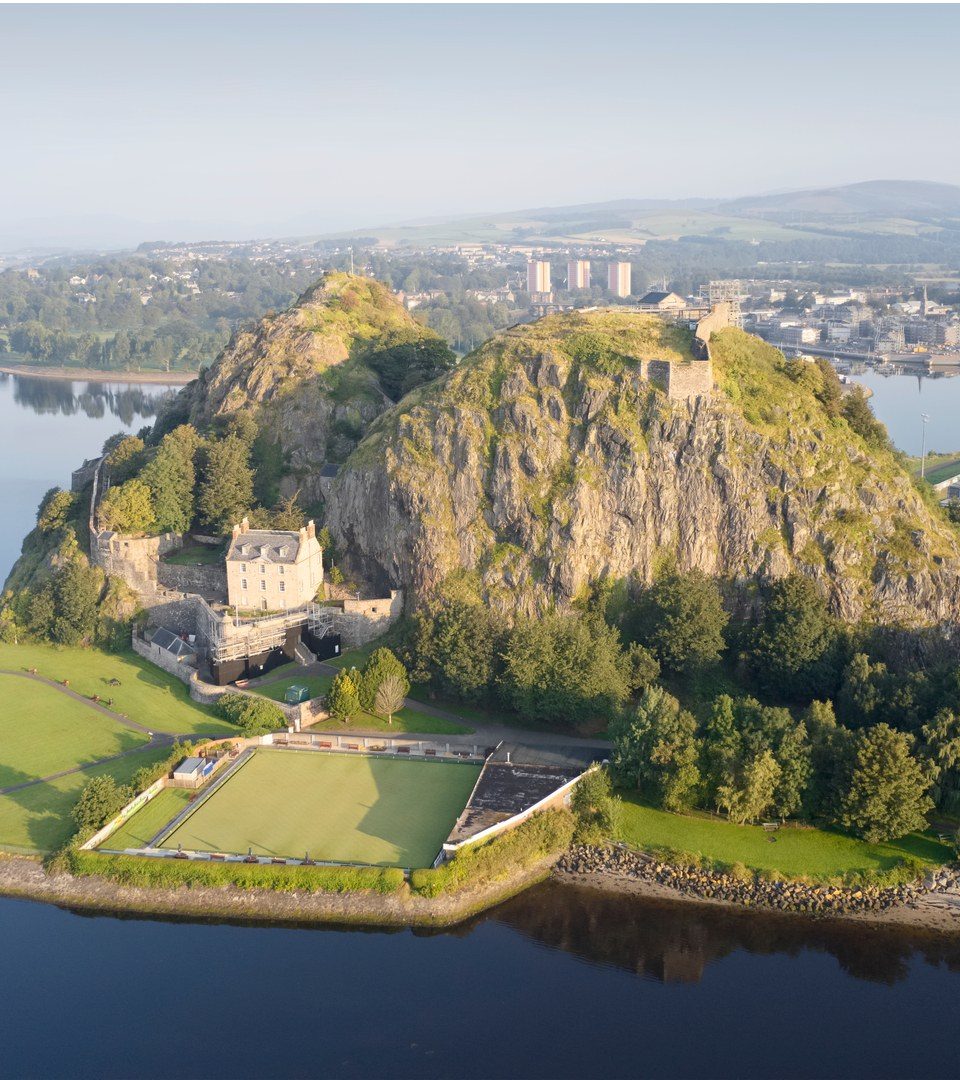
[68,850,405,894]
[410,809,575,898]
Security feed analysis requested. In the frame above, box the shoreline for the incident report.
[4,850,960,936]
[0,363,197,385]
[0,854,555,930]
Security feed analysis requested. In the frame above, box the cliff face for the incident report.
[162,273,446,502]
[327,312,960,626]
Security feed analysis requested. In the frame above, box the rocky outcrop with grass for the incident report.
[326,313,960,626]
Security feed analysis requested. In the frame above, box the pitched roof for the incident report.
[227,529,303,564]
[151,627,197,657]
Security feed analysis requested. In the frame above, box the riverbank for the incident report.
[0,363,197,385]
[0,853,557,929]
[555,845,960,935]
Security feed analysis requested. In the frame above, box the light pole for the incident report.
[920,413,931,479]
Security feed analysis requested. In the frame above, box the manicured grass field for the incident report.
[255,675,332,703]
[0,643,234,737]
[102,788,193,850]
[162,541,224,566]
[161,749,481,867]
[0,675,148,788]
[617,793,953,882]
[0,746,172,853]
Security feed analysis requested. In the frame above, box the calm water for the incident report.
[4,376,960,1078]
[0,373,172,582]
[3,883,960,1079]
[849,368,960,456]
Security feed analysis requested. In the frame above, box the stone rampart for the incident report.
[156,560,227,598]
[335,590,404,647]
[131,633,197,685]
[91,530,183,595]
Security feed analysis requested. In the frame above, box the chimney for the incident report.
[299,526,307,543]
[232,523,241,539]
[306,519,316,540]
[241,516,249,534]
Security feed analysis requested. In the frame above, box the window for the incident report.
[260,580,266,591]
[261,598,268,611]
[240,563,246,573]
[278,565,284,575]
[241,578,247,590]
[260,564,266,574]
[279,581,285,593]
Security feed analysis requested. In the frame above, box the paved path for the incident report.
[246,660,612,752]
[0,668,224,797]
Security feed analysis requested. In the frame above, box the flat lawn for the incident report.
[102,788,193,850]
[255,675,332,703]
[161,749,481,867]
[0,746,172,853]
[162,541,224,566]
[0,675,148,787]
[618,793,953,882]
[0,643,233,737]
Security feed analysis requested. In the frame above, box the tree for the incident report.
[73,775,132,831]
[842,386,890,450]
[717,749,781,825]
[840,724,934,842]
[37,488,75,533]
[366,337,457,400]
[98,478,156,534]
[141,424,200,533]
[374,674,407,725]
[104,435,145,482]
[802,700,855,821]
[359,648,410,712]
[750,574,844,702]
[625,570,729,674]
[609,686,701,812]
[920,709,960,814]
[404,595,497,701]
[197,434,254,532]
[328,668,361,723]
[498,611,633,729]
[49,561,104,645]
[571,767,623,842]
[216,693,285,736]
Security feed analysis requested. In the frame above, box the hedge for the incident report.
[410,809,575,898]
[67,850,405,894]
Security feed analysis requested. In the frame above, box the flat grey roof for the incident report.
[173,756,204,776]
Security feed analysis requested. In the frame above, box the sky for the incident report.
[2,3,959,250]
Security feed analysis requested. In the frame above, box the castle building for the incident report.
[608,262,632,298]
[225,517,323,612]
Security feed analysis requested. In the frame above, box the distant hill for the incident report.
[320,180,960,248]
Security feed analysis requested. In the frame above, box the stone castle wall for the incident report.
[156,561,227,598]
[336,591,404,647]
[91,530,183,595]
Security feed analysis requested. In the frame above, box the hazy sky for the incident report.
[2,4,959,248]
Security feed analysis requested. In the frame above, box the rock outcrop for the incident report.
[327,310,960,626]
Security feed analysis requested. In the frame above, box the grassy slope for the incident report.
[0,676,148,786]
[0,745,172,853]
[102,787,193,850]
[161,749,481,867]
[0,643,233,736]
[617,793,952,883]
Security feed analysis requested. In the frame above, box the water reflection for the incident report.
[489,880,960,987]
[2,373,173,425]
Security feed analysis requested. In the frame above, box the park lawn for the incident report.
[162,541,224,566]
[102,788,193,851]
[0,746,172,854]
[254,675,333,703]
[0,675,148,787]
[617,793,953,882]
[0,643,234,737]
[310,702,470,736]
[161,749,481,867]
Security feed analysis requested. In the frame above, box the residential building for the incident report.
[226,517,323,612]
[607,262,632,298]
[637,290,687,312]
[527,260,551,295]
[567,260,591,290]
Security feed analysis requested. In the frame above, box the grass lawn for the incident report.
[0,643,234,737]
[617,793,954,882]
[162,541,224,566]
[101,788,193,850]
[0,746,172,854]
[161,749,481,867]
[255,675,332,703]
[0,675,148,787]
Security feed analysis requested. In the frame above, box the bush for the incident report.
[72,776,132,831]
[217,693,285,736]
[67,850,405,894]
[409,810,575,898]
[571,768,623,843]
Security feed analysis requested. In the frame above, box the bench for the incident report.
[762,822,780,833]
[397,746,411,754]
[424,749,437,757]
[318,740,332,749]
[346,743,359,751]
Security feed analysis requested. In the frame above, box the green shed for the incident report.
[284,684,311,705]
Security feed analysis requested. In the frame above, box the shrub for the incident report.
[410,810,575,898]
[72,776,132,831]
[217,693,285,736]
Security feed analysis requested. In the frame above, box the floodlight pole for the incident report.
[921,413,931,479]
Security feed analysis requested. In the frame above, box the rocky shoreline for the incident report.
[555,844,960,933]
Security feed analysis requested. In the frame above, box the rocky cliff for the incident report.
[159,272,450,503]
[326,311,960,627]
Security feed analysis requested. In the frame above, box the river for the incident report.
[3,374,960,1078]
[848,367,960,456]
